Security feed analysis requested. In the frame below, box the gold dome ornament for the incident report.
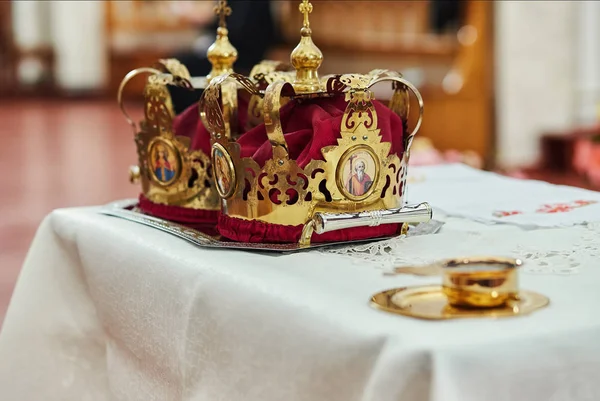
[290,0,324,93]
[207,0,238,81]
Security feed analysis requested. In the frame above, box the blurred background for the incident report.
[1,0,599,323]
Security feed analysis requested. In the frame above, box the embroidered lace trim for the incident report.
[321,222,600,275]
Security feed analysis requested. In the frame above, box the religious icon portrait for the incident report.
[338,147,378,200]
[212,144,236,198]
[148,139,180,185]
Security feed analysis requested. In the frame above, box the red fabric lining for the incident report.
[138,194,218,228]
[218,214,402,244]
[171,95,250,154]
[236,95,404,168]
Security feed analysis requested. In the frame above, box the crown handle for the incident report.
[263,81,296,160]
[369,76,424,156]
[200,74,229,140]
[118,67,162,133]
[200,72,261,141]
[154,59,192,80]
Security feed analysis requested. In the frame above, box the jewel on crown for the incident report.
[199,0,431,246]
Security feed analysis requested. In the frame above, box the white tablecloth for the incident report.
[407,164,600,228]
[2,168,600,401]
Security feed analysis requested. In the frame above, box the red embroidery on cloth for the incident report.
[536,203,574,214]
[536,200,597,214]
[573,200,597,207]
[493,210,523,217]
[494,200,597,217]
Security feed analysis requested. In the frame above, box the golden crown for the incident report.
[199,0,431,246]
[117,1,292,213]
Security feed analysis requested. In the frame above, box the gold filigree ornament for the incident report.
[119,68,219,209]
[199,0,432,246]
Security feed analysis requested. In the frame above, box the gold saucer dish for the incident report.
[371,285,549,320]
[372,256,549,320]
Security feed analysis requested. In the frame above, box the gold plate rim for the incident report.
[370,285,550,320]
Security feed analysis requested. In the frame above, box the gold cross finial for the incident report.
[299,0,313,28]
[206,0,237,81]
[214,0,232,28]
[290,0,322,93]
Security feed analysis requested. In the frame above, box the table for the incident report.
[2,165,600,401]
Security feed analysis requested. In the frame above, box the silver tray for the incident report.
[98,200,444,253]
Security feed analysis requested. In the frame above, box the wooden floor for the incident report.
[0,99,139,324]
